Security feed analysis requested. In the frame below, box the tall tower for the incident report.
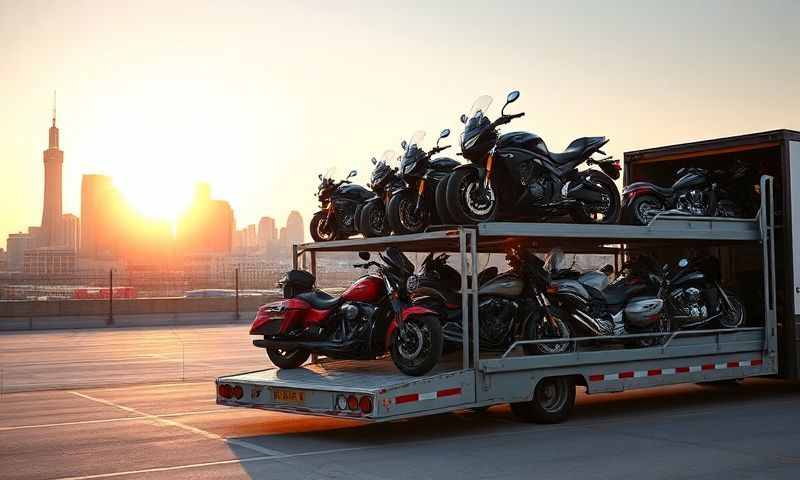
[41,92,64,247]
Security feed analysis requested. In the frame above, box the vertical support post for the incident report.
[469,229,480,372]
[300,247,308,270]
[760,175,778,361]
[234,267,240,320]
[310,251,317,279]
[292,244,299,270]
[107,269,114,325]
[459,228,469,370]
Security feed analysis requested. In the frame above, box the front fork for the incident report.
[414,179,426,214]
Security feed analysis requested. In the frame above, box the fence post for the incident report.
[234,267,240,320]
[107,269,114,325]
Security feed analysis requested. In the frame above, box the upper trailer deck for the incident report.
[296,214,763,255]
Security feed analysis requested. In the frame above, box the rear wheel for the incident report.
[358,201,389,237]
[435,175,455,225]
[446,168,498,224]
[510,376,576,424]
[387,190,431,235]
[570,170,621,224]
[266,347,310,369]
[626,195,664,226]
[390,315,443,376]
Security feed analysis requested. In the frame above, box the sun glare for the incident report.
[116,178,194,223]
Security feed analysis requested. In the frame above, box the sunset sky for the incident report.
[1,0,798,244]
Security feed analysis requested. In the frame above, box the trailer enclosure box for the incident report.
[624,129,800,379]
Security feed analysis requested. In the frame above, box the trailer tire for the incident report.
[511,376,575,424]
[266,347,310,369]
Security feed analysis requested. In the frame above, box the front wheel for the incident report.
[719,289,746,328]
[358,201,389,237]
[310,211,339,242]
[510,376,576,424]
[446,168,498,224]
[523,307,574,355]
[625,195,665,226]
[266,347,310,369]
[570,170,621,224]
[390,315,443,376]
[387,190,431,235]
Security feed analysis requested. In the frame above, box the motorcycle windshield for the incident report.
[461,95,493,146]
[371,150,397,185]
[321,166,338,182]
[402,131,426,175]
[543,248,567,273]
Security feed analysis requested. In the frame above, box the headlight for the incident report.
[463,132,480,150]
[406,275,420,292]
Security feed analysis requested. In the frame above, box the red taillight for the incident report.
[233,385,243,400]
[347,394,359,410]
[218,384,232,399]
[546,286,559,294]
[359,396,373,414]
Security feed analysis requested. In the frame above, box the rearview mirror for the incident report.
[436,128,450,147]
[678,258,689,268]
[358,251,370,261]
[371,157,377,165]
[460,114,467,124]
[348,170,357,178]
[401,140,407,150]
[501,90,520,116]
[318,174,323,180]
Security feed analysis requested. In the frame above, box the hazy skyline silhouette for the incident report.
[2,0,798,243]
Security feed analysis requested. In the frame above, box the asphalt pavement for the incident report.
[1,325,799,480]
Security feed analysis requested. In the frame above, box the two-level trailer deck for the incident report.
[216,176,777,423]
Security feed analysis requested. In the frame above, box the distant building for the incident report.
[61,213,80,252]
[284,210,304,246]
[80,174,120,258]
[0,248,7,271]
[23,247,76,275]
[176,183,234,254]
[40,98,64,247]
[6,233,33,271]
[257,216,277,253]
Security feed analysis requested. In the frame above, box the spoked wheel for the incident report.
[387,191,430,235]
[358,201,389,237]
[719,289,746,328]
[523,307,574,355]
[266,346,311,369]
[390,315,443,376]
[511,376,576,424]
[626,195,664,226]
[310,211,338,242]
[636,312,672,347]
[445,169,498,224]
[570,170,621,224]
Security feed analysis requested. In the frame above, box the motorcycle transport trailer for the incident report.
[216,176,777,422]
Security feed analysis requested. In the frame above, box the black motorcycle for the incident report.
[445,91,622,225]
[656,255,747,330]
[387,129,460,234]
[359,150,404,237]
[310,168,373,242]
[622,161,753,225]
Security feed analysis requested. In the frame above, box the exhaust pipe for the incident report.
[571,311,609,336]
[253,338,359,353]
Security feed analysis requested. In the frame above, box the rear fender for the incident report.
[622,182,666,204]
[249,298,328,335]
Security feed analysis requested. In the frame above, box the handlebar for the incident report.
[429,145,452,155]
[491,112,525,128]
[353,261,381,269]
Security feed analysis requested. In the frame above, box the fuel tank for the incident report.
[553,279,589,302]
[341,275,385,303]
[478,271,524,297]
[578,271,609,291]
[337,184,375,202]
[496,131,549,156]
[672,171,707,191]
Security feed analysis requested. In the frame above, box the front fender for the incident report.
[390,186,412,196]
[452,163,482,175]
[384,305,439,348]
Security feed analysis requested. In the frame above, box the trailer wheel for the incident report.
[266,347,310,369]
[511,376,575,424]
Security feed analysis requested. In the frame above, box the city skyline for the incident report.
[2,1,799,245]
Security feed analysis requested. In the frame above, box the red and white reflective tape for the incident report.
[394,387,462,405]
[588,358,763,383]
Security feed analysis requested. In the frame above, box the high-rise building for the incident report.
[176,183,234,255]
[61,214,80,252]
[80,174,119,258]
[24,247,77,275]
[284,210,304,246]
[6,233,33,271]
[258,216,277,251]
[40,97,64,247]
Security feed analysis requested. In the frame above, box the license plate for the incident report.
[272,388,305,404]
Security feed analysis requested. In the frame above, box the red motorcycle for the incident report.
[250,248,443,376]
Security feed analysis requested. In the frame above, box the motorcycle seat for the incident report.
[548,137,608,164]
[429,157,460,171]
[295,289,341,309]
[602,283,646,306]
